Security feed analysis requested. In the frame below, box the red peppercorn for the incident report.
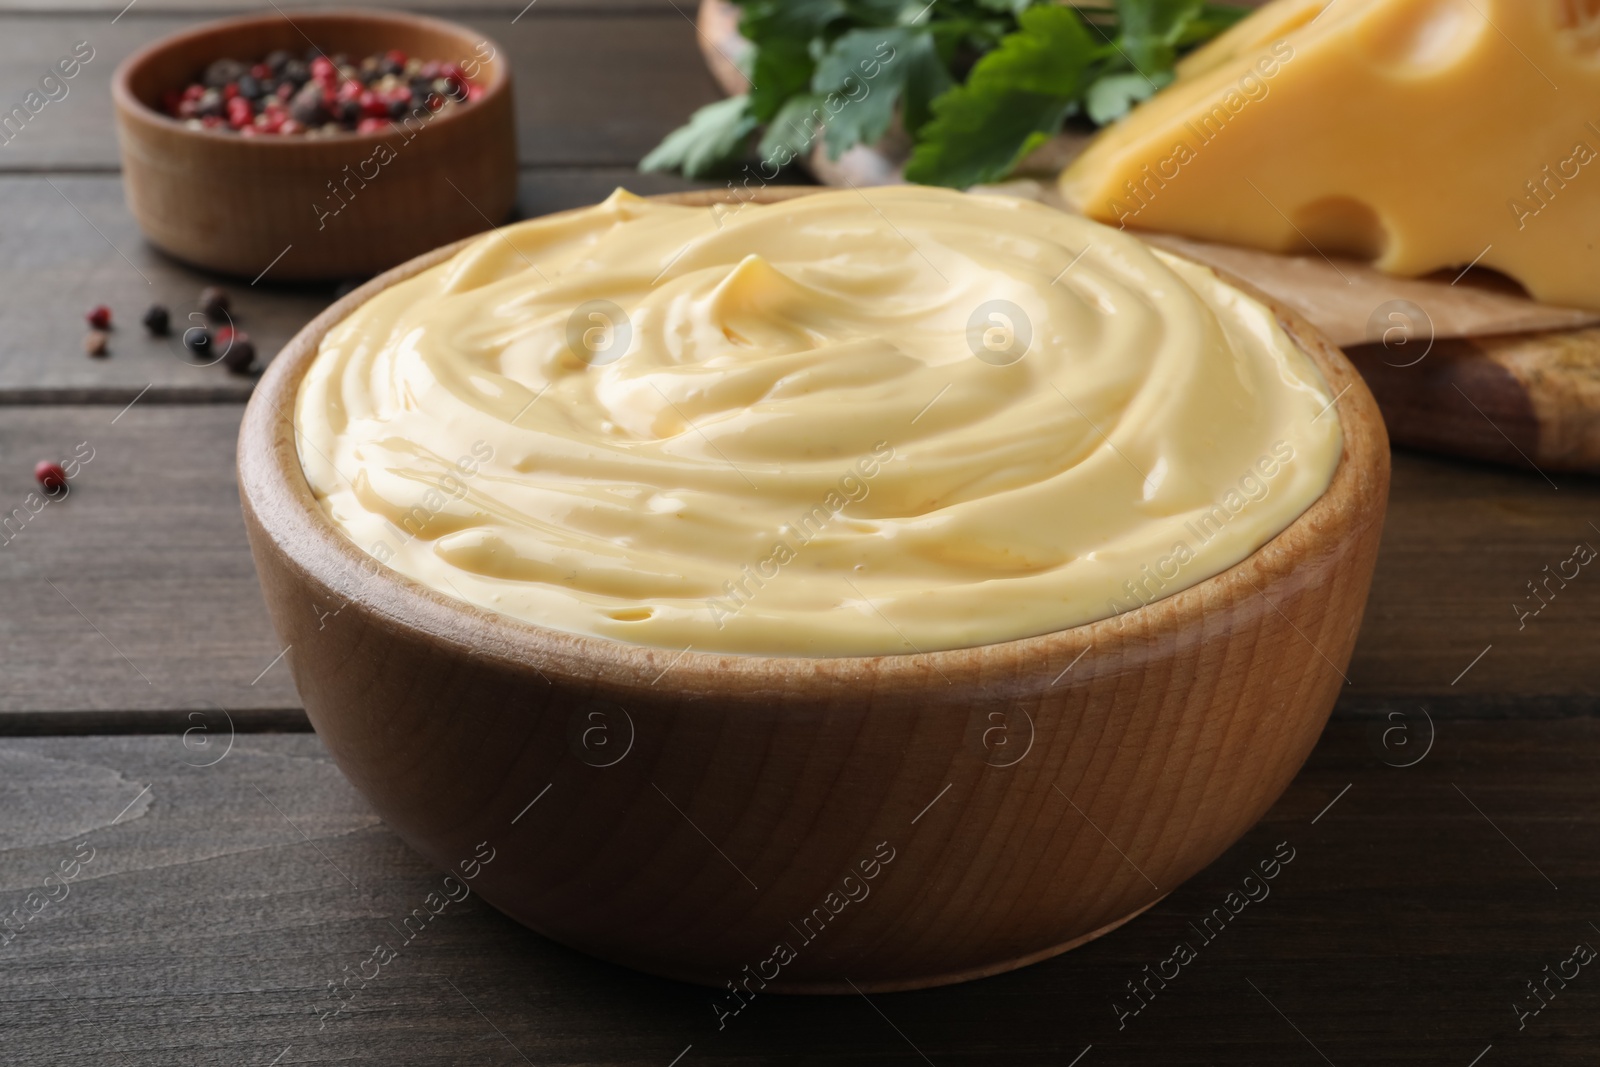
[227,96,254,129]
[223,82,239,101]
[359,91,388,118]
[86,305,111,330]
[385,49,408,67]
[34,461,67,495]
[467,84,486,103]
[356,117,389,133]
[250,62,271,80]
[310,56,337,85]
[183,83,205,102]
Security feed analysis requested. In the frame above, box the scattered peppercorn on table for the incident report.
[1,2,1599,1065]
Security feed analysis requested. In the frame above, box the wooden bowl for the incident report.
[238,187,1390,992]
[112,9,517,282]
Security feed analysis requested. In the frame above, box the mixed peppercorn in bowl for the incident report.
[159,45,489,137]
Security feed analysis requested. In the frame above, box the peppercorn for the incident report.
[142,304,170,336]
[195,88,226,118]
[185,326,212,360]
[84,330,108,357]
[86,305,111,330]
[163,48,480,136]
[219,329,257,375]
[199,286,230,322]
[35,460,68,495]
[288,81,329,126]
[202,58,248,88]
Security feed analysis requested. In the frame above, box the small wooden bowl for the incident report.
[238,188,1390,992]
[112,9,517,282]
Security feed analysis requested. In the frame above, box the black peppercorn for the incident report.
[220,330,257,375]
[199,286,231,322]
[141,304,170,336]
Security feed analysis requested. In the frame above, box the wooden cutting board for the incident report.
[696,0,1600,474]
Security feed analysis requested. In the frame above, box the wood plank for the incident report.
[1,718,1595,1063]
[0,169,710,404]
[0,404,300,718]
[1350,451,1600,699]
[0,405,1596,725]
[0,9,717,170]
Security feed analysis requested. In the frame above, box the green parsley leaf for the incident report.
[640,0,1249,185]
[734,0,848,45]
[900,28,955,134]
[758,92,828,163]
[1113,0,1204,76]
[639,94,758,177]
[1084,69,1168,125]
[748,37,815,121]
[812,27,916,158]
[904,6,1100,188]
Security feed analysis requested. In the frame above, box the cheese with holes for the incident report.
[1059,0,1600,310]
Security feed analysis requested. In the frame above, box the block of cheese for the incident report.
[1059,0,1600,310]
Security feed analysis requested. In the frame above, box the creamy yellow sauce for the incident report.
[295,186,1341,656]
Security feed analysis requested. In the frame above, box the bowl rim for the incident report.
[238,186,1390,692]
[110,6,509,149]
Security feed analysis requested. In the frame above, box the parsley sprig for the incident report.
[641,0,1249,189]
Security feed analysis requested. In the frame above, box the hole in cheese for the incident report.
[1359,0,1487,73]
[1292,195,1390,260]
[1556,0,1600,55]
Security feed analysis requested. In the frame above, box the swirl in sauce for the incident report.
[296,186,1340,656]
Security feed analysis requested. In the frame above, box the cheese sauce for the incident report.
[295,186,1341,656]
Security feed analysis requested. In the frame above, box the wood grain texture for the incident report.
[2,719,1598,1064]
[0,9,717,170]
[0,170,710,403]
[0,404,300,718]
[1349,330,1600,473]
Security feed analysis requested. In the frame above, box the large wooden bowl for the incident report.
[112,9,517,282]
[238,187,1390,992]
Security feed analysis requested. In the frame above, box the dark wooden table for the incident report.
[2,4,1598,1065]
